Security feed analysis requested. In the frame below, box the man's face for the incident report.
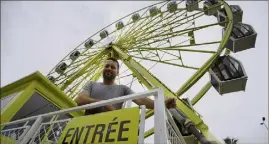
[102,60,119,81]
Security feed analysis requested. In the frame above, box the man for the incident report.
[74,57,176,115]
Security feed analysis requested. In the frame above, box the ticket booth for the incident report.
[0,71,84,130]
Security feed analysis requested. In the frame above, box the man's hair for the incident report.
[106,57,120,70]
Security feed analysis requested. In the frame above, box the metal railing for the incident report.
[1,88,186,144]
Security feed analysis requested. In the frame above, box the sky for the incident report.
[1,1,268,144]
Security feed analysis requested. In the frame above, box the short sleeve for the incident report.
[124,86,135,95]
[83,81,93,94]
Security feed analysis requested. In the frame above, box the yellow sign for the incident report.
[58,107,140,144]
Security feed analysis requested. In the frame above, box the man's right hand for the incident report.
[104,104,116,111]
[75,90,116,111]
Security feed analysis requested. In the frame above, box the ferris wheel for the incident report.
[46,0,257,140]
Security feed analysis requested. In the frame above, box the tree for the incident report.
[223,137,238,144]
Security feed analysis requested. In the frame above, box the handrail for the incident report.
[1,88,168,144]
[0,88,158,127]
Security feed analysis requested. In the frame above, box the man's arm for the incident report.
[123,86,155,109]
[74,90,115,111]
[74,90,100,106]
[133,97,176,109]
[133,98,154,109]
[125,86,176,109]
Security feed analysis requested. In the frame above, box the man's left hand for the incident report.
[165,98,177,109]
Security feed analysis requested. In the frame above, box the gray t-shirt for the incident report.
[83,81,134,114]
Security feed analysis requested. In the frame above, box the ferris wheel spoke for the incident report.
[118,1,171,41]
[68,66,103,96]
[116,1,169,42]
[65,80,82,95]
[115,15,150,43]
[80,49,104,57]
[70,54,97,65]
[54,49,104,77]
[60,50,110,90]
[131,47,217,54]
[65,58,96,74]
[124,10,178,40]
[125,12,182,41]
[55,63,100,86]
[134,27,191,47]
[124,0,187,40]
[66,66,102,96]
[134,14,207,43]
[118,73,133,79]
[131,40,221,50]
[118,49,162,83]
[128,76,137,89]
[138,9,203,40]
[134,21,223,48]
[115,16,150,43]
[160,49,181,59]
[132,10,202,41]
[119,49,159,77]
[133,55,199,70]
[121,16,159,41]
[54,76,68,86]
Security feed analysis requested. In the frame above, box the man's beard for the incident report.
[103,71,116,81]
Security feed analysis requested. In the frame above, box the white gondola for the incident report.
[186,0,199,12]
[84,39,94,49]
[69,50,80,61]
[149,6,160,17]
[209,55,248,95]
[225,22,257,53]
[167,1,178,13]
[217,5,243,27]
[203,0,221,16]
[47,76,55,83]
[132,13,140,22]
[55,62,67,74]
[100,30,109,39]
[115,21,124,30]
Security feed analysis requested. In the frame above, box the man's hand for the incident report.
[165,98,176,109]
[104,104,116,111]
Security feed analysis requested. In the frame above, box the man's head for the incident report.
[102,58,120,82]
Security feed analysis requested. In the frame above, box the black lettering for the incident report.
[70,126,85,144]
[118,120,130,141]
[83,125,95,144]
[91,124,105,143]
[62,128,74,144]
[105,122,118,142]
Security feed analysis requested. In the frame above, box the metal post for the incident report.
[20,116,43,144]
[138,105,146,144]
[18,126,31,141]
[154,88,168,144]
[124,100,133,108]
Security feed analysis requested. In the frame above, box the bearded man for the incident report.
[75,58,176,115]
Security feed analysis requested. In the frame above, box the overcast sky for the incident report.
[1,1,268,144]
